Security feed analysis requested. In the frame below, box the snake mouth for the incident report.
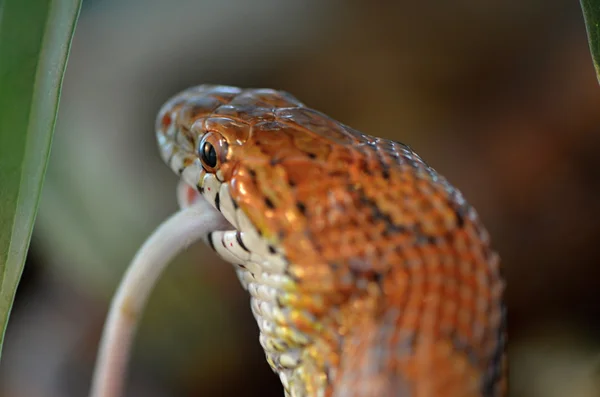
[175,170,284,275]
[176,177,248,264]
[176,175,236,234]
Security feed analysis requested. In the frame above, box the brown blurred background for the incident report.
[1,1,600,396]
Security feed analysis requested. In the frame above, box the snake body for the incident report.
[156,85,507,397]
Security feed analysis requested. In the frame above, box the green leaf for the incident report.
[581,0,600,83]
[0,0,81,359]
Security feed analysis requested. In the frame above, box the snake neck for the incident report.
[192,152,506,397]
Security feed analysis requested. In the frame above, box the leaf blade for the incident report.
[581,0,600,83]
[0,0,82,358]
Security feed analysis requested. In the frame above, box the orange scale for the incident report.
[457,277,478,298]
[177,97,223,126]
[400,301,423,328]
[422,291,442,308]
[433,338,455,360]
[421,247,442,263]
[442,293,460,314]
[277,292,300,308]
[409,272,428,293]
[400,245,422,262]
[457,232,476,251]
[456,312,474,341]
[452,229,470,249]
[302,296,328,316]
[415,178,436,195]
[456,256,476,275]
[387,233,412,249]
[384,269,409,293]
[427,269,446,289]
[431,242,453,258]
[441,298,458,319]
[419,310,440,335]
[288,310,320,333]
[458,287,476,310]
[439,314,457,335]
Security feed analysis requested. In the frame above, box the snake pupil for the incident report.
[201,141,217,168]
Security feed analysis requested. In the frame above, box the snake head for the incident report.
[156,84,361,264]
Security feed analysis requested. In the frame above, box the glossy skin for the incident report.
[156,85,507,397]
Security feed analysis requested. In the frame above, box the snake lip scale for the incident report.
[155,84,507,397]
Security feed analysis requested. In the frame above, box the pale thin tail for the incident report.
[89,195,225,397]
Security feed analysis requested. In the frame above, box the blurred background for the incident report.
[1,0,600,396]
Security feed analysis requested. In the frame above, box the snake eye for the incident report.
[201,141,217,168]
[198,132,228,171]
